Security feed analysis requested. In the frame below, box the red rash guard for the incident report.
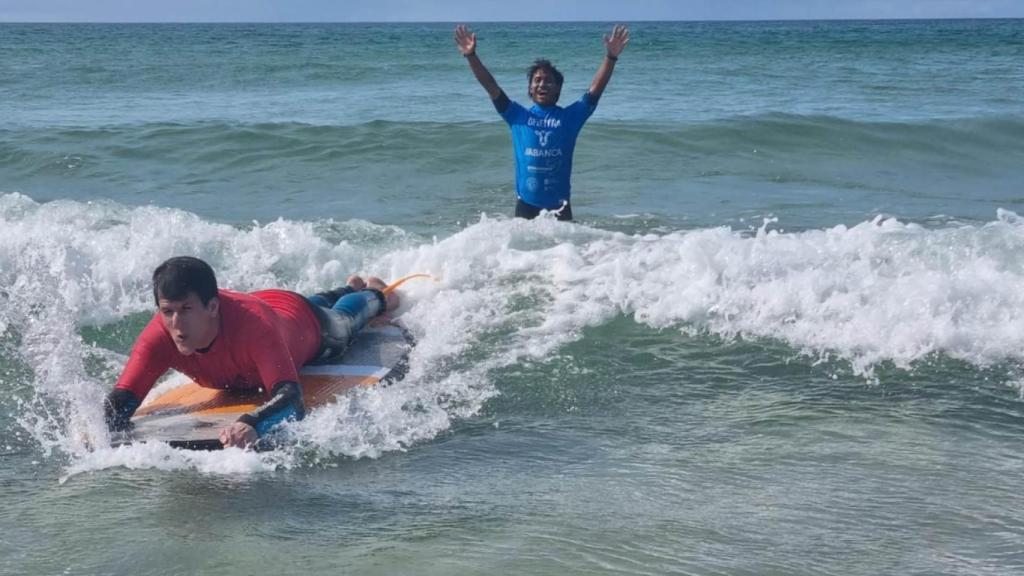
[115,289,321,402]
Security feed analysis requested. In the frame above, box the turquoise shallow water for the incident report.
[2,20,1023,232]
[2,20,1024,575]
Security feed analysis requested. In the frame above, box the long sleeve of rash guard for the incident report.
[104,388,141,431]
[235,380,305,436]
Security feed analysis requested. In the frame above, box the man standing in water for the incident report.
[103,256,398,448]
[455,24,630,221]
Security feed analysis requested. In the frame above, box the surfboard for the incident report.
[111,321,413,450]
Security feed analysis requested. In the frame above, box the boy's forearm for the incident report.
[465,53,503,100]
[104,388,141,431]
[236,380,305,436]
[588,54,618,100]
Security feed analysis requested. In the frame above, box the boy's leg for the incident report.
[331,290,385,329]
[306,275,369,308]
[313,290,387,361]
[364,276,399,312]
[306,286,354,308]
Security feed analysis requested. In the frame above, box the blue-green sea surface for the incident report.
[2,20,1024,575]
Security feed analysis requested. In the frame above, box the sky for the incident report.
[1,0,1022,22]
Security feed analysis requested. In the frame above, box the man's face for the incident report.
[157,291,219,355]
[529,69,561,106]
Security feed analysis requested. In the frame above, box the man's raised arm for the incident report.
[588,24,630,102]
[455,25,505,103]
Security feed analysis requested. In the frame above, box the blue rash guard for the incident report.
[497,91,597,210]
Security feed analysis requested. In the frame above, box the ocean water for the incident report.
[2,20,1024,575]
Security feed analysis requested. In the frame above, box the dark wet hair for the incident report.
[527,59,564,87]
[152,256,218,305]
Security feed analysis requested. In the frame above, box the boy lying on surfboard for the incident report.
[103,256,401,449]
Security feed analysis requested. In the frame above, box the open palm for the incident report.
[605,25,630,57]
[454,24,477,55]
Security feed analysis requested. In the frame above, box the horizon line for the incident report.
[2,16,1023,24]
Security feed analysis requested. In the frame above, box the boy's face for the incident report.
[157,291,220,355]
[529,69,561,106]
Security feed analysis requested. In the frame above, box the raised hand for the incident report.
[454,24,477,56]
[604,24,630,58]
[455,24,502,99]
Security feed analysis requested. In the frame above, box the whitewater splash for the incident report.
[3,193,1024,474]
[394,208,1024,374]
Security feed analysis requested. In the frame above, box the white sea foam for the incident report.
[387,209,1024,376]
[3,193,1024,474]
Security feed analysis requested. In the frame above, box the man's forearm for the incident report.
[464,53,503,100]
[588,54,618,101]
[104,388,141,431]
[236,380,305,437]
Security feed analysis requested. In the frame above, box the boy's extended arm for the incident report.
[588,25,630,102]
[455,25,504,101]
[105,320,171,431]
